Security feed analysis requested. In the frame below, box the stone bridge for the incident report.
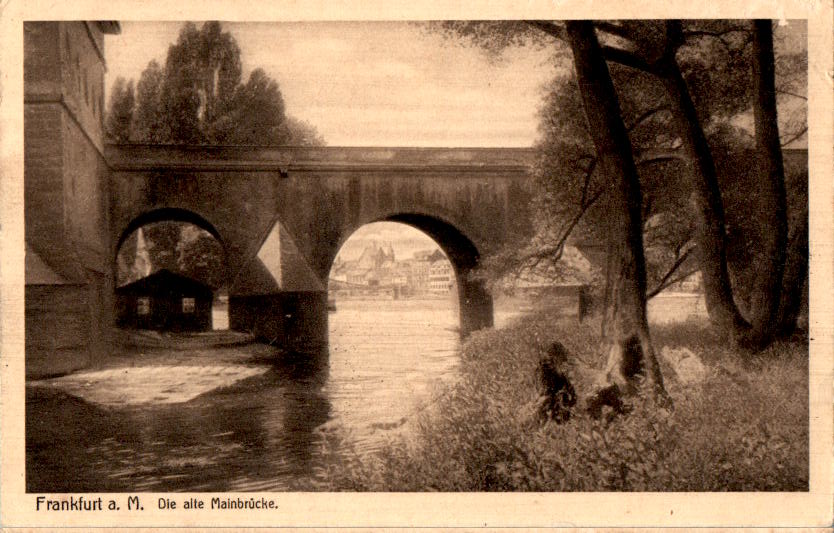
[107,144,535,353]
[23,21,537,376]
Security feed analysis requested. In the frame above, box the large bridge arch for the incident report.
[331,212,494,336]
[385,213,492,334]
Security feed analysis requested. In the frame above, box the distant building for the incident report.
[346,267,375,286]
[328,244,453,297]
[116,269,213,332]
[429,261,455,293]
[403,259,430,292]
[413,249,443,262]
[355,241,395,270]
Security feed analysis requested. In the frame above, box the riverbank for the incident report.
[315,310,809,491]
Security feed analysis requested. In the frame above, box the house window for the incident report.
[182,297,196,313]
[137,297,150,315]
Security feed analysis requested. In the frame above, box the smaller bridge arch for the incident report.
[114,207,231,333]
[115,207,227,258]
[114,206,231,291]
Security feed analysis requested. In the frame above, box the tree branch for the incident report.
[636,152,687,165]
[594,21,634,40]
[663,20,685,57]
[648,268,699,299]
[626,105,670,131]
[600,45,655,73]
[578,159,597,206]
[535,185,607,265]
[776,88,807,101]
[647,247,695,298]
[524,20,566,41]
[683,28,749,40]
[683,27,751,51]
[780,126,807,147]
[497,180,607,277]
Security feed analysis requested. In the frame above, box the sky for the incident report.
[104,21,558,147]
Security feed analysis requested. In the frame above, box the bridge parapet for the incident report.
[105,144,535,173]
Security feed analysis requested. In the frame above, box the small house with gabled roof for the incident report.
[116,269,213,332]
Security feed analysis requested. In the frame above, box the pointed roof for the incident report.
[132,227,152,279]
[26,244,71,284]
[230,221,324,296]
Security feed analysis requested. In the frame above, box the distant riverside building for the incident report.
[328,244,452,297]
[429,261,455,293]
[355,241,395,269]
[403,259,430,292]
[116,269,213,332]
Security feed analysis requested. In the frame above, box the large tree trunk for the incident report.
[776,202,808,336]
[655,53,750,343]
[745,19,789,349]
[566,21,667,399]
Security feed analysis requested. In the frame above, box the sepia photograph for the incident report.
[2,0,832,528]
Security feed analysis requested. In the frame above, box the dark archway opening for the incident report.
[115,207,225,255]
[115,209,229,332]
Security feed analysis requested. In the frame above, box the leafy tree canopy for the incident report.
[106,21,324,146]
[110,22,326,288]
[446,21,806,301]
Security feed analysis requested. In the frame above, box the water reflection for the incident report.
[28,356,334,491]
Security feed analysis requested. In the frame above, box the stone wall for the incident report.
[24,22,118,378]
[229,292,329,355]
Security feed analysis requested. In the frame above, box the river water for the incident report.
[25,294,704,492]
[27,298,470,492]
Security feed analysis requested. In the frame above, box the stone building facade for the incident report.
[24,21,120,377]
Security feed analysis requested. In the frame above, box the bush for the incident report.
[311,312,809,491]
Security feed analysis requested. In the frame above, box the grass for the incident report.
[310,308,809,491]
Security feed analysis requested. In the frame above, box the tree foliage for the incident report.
[105,77,135,143]
[106,21,324,146]
[605,20,804,348]
[435,20,807,351]
[110,22,327,288]
[143,222,182,274]
[117,222,225,289]
[131,60,168,142]
[177,226,226,288]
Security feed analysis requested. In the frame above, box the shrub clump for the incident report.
[312,313,808,491]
